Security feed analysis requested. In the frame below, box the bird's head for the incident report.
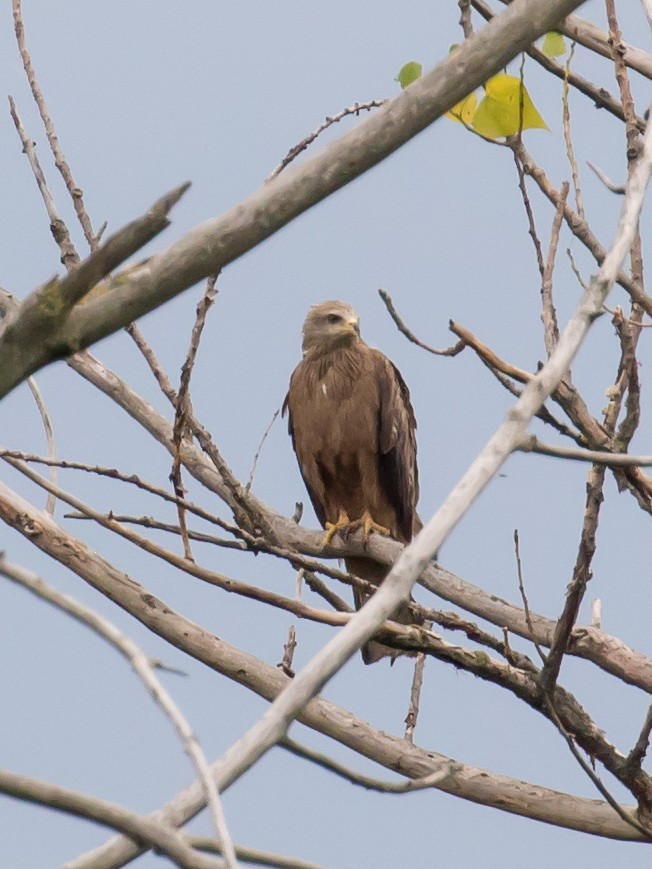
[301,300,361,357]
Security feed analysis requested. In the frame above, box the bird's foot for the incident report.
[321,510,351,548]
[322,510,391,548]
[346,511,391,544]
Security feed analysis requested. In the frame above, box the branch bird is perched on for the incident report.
[284,300,422,663]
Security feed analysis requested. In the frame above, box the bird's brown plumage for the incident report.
[284,300,421,663]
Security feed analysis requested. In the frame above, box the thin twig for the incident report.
[458,0,474,38]
[64,513,247,550]
[511,141,545,279]
[544,696,652,839]
[404,625,430,743]
[538,462,606,697]
[378,290,464,356]
[602,303,652,327]
[302,571,352,613]
[587,160,626,194]
[13,0,99,249]
[513,530,546,663]
[448,320,587,445]
[246,409,280,492]
[540,182,568,356]
[612,306,643,450]
[26,377,57,515]
[513,139,652,317]
[562,43,584,219]
[188,414,280,544]
[172,275,220,560]
[605,1,646,461]
[8,96,79,268]
[279,738,456,793]
[626,701,652,772]
[606,0,642,157]
[0,450,241,537]
[267,100,387,180]
[126,322,179,404]
[517,435,652,467]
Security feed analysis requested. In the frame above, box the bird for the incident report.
[283,300,421,663]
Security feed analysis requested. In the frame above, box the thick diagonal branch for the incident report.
[0,184,188,398]
[1,0,587,401]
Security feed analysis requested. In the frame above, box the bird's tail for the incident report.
[345,555,422,665]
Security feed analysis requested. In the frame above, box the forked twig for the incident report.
[13,0,98,249]
[538,463,606,697]
[544,696,652,838]
[8,96,78,268]
[379,290,464,356]
[172,275,220,560]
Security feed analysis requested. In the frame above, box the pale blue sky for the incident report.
[2,2,652,867]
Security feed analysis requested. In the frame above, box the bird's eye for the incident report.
[327,314,342,324]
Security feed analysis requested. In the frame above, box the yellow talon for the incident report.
[321,509,391,547]
[321,510,351,547]
[350,511,391,543]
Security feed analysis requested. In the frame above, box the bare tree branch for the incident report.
[538,462,606,696]
[517,435,652,466]
[267,99,387,180]
[25,376,57,514]
[12,0,99,249]
[187,836,325,869]
[495,0,652,79]
[0,480,645,869]
[171,275,219,561]
[0,183,189,398]
[471,0,646,130]
[168,101,652,825]
[0,0,589,401]
[0,768,224,869]
[540,181,567,356]
[280,737,456,793]
[379,289,465,356]
[49,349,652,693]
[0,557,239,868]
[8,96,79,269]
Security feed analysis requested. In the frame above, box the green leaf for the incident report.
[472,74,548,139]
[395,61,422,90]
[542,31,566,57]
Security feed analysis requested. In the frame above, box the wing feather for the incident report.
[373,351,419,542]
[283,368,329,528]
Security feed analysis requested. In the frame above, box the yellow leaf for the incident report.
[445,91,477,125]
[472,74,548,138]
[542,31,566,58]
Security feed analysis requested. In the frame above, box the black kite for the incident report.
[284,300,421,663]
